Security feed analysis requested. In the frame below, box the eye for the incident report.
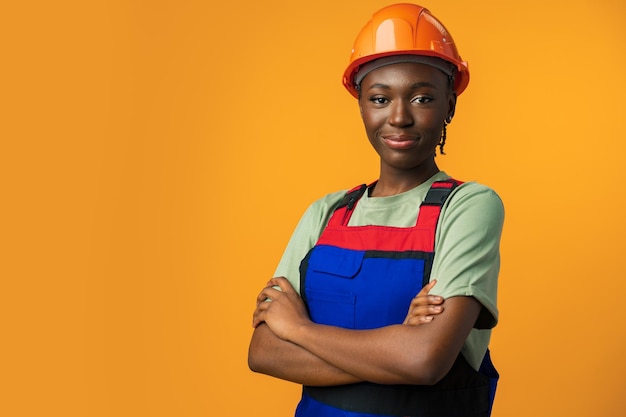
[412,95,433,104]
[369,96,389,105]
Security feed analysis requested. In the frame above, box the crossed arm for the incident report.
[248,277,480,386]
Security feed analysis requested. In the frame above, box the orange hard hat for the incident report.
[342,3,469,97]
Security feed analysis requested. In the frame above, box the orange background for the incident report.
[2,0,626,416]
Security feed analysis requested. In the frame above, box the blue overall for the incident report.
[296,180,498,417]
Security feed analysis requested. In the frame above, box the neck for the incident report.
[371,163,440,197]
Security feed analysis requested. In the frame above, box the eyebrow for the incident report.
[366,81,439,91]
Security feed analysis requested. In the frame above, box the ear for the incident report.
[447,92,457,122]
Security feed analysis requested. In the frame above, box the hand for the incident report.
[403,279,444,326]
[252,277,312,341]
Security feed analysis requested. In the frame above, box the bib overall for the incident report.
[296,180,498,417]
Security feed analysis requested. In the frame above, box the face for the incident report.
[358,62,456,178]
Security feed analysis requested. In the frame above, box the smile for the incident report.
[382,135,419,150]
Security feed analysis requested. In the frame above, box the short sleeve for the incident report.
[273,191,346,294]
[431,182,505,329]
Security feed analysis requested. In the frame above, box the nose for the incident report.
[388,100,414,127]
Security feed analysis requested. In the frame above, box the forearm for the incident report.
[285,297,480,385]
[248,323,362,386]
[287,323,439,385]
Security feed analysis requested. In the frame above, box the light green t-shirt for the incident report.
[274,171,504,370]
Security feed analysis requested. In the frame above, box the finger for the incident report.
[412,280,437,301]
[256,288,271,305]
[256,286,282,305]
[422,279,437,294]
[407,304,444,318]
[252,313,262,328]
[267,276,296,293]
[405,315,435,326]
[426,295,444,305]
[407,295,444,312]
[252,305,266,328]
[252,296,275,327]
[252,314,265,328]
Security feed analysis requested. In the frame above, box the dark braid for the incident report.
[438,121,447,155]
[437,71,456,156]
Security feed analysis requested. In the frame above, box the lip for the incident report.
[381,134,419,150]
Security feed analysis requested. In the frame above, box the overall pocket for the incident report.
[303,245,364,329]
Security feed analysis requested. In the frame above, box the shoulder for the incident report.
[273,189,349,290]
[289,189,349,244]
[301,190,348,226]
[444,181,504,223]
[450,181,503,205]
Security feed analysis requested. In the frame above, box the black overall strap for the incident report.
[337,184,368,210]
[420,179,461,206]
[327,184,368,227]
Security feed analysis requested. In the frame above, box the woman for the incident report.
[248,4,504,417]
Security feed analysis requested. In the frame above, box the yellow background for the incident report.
[2,0,626,416]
